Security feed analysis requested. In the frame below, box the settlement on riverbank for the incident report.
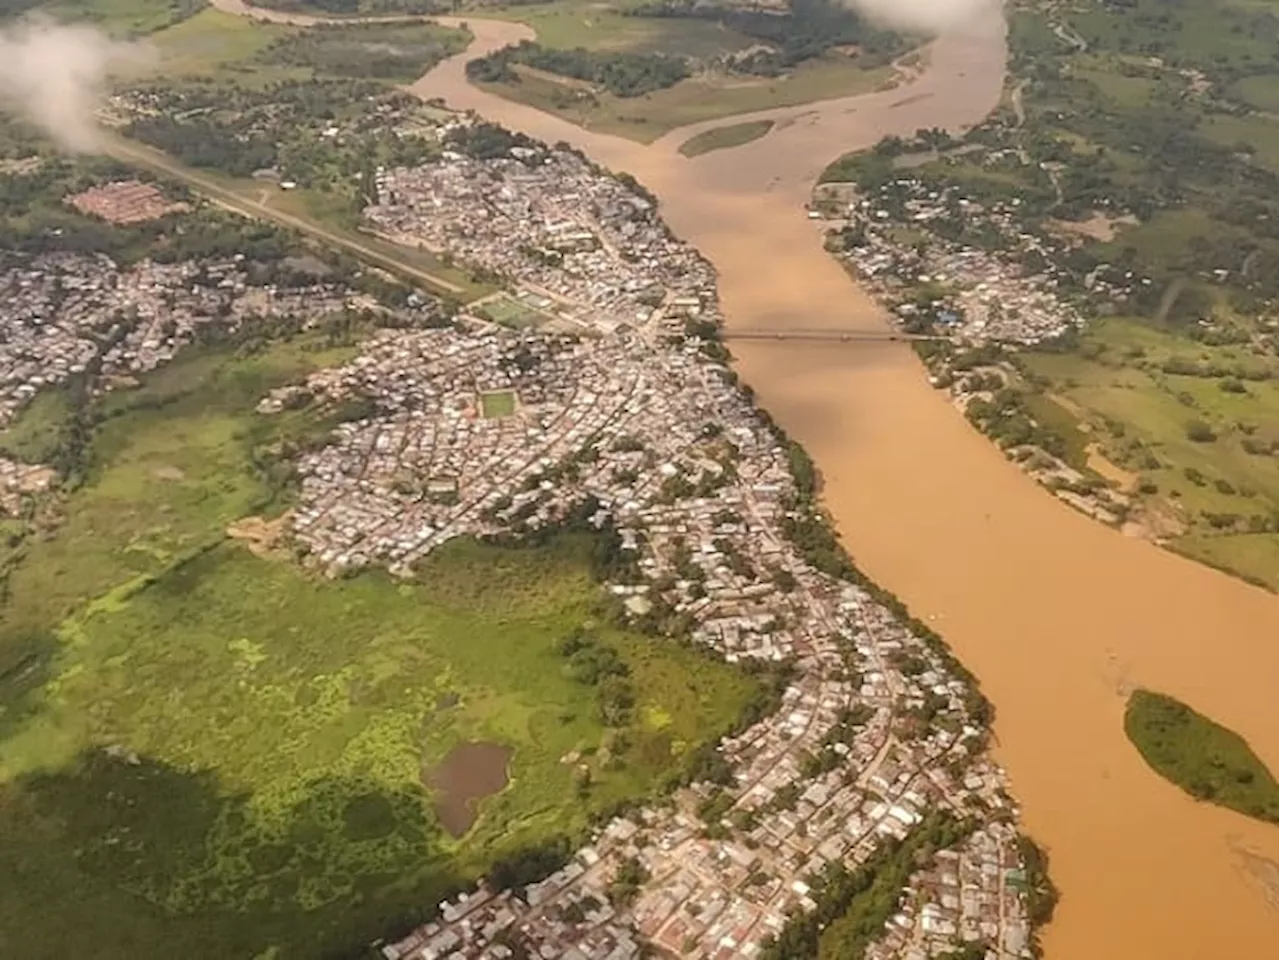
[212,2,1279,958]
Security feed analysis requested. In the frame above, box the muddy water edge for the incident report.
[213,3,1278,956]
[426,741,513,837]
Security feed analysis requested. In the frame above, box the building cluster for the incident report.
[816,176,1092,344]
[365,133,717,334]
[867,821,1031,960]
[268,305,1033,958]
[266,136,1042,960]
[0,126,1041,958]
[313,317,1033,958]
[65,179,189,224]
[0,252,357,431]
[0,456,54,515]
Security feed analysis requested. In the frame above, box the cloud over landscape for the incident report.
[0,15,147,151]
[846,0,1001,35]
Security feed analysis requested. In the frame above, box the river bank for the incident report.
[210,3,1279,956]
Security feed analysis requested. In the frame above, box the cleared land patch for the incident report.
[678,119,774,158]
[1124,689,1278,823]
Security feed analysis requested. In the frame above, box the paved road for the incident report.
[102,136,466,297]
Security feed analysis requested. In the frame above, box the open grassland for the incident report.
[678,119,773,158]
[31,0,204,36]
[1020,317,1278,589]
[0,333,757,959]
[1229,72,1278,112]
[483,0,761,58]
[149,8,468,84]
[1124,689,1278,823]
[479,55,892,143]
[148,7,306,84]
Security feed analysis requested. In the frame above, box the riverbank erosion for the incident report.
[211,2,1277,957]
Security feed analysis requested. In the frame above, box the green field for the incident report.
[481,0,762,58]
[678,119,774,158]
[36,0,204,36]
[1019,317,1278,588]
[0,332,757,958]
[476,293,550,329]
[1124,690,1278,823]
[149,8,305,83]
[479,389,517,418]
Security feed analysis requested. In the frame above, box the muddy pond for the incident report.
[426,741,512,837]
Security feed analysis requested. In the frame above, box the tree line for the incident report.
[467,41,690,98]
[629,0,908,75]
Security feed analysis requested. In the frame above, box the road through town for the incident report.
[209,3,1280,956]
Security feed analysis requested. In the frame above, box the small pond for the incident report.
[424,740,512,837]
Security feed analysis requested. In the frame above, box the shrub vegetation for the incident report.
[1124,689,1278,822]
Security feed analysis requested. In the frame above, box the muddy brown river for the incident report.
[215,2,1278,955]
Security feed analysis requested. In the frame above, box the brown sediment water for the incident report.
[212,2,1279,954]
[425,740,513,837]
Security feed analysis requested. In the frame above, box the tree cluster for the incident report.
[468,42,690,98]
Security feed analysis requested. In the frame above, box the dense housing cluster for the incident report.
[366,121,716,333]
[0,125,1044,959]
[0,252,357,431]
[324,319,1035,958]
[814,176,1093,345]
[263,137,1043,959]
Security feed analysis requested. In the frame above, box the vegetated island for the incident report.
[1124,689,1278,823]
[678,119,774,158]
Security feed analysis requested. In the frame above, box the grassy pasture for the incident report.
[1020,317,1277,588]
[482,0,760,58]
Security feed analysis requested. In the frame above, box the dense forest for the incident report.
[256,20,468,82]
[467,41,691,98]
[629,0,908,74]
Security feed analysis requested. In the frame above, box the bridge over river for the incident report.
[720,327,949,343]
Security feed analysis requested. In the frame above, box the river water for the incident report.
[214,2,1278,955]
